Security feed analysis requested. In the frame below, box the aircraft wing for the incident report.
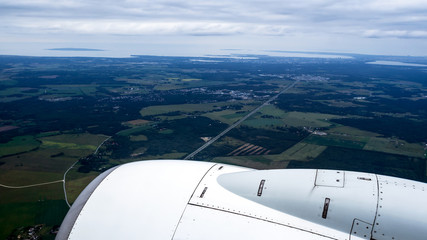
[56,160,427,240]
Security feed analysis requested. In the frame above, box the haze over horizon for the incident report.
[1,0,427,57]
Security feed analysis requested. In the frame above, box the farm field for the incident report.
[139,102,232,116]
[363,137,425,158]
[1,54,427,239]
[264,143,328,162]
[242,117,284,128]
[280,111,341,128]
[303,134,368,150]
[0,131,109,239]
[203,105,257,125]
[0,136,40,157]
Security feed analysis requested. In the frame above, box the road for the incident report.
[95,136,112,154]
[63,160,78,207]
[62,135,111,207]
[184,80,299,160]
[0,180,64,189]
[0,135,112,209]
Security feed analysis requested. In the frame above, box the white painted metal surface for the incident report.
[216,169,378,238]
[372,175,427,240]
[189,166,349,239]
[64,160,215,240]
[315,169,345,187]
[174,204,331,240]
[57,160,427,240]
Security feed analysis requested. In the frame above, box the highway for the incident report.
[184,80,299,160]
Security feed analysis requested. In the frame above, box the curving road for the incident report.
[0,135,112,209]
[62,135,112,207]
[184,80,299,160]
[0,180,64,189]
[63,160,78,207]
[95,136,112,154]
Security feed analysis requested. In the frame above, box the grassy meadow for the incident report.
[0,132,109,239]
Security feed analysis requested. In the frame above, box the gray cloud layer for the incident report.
[1,0,427,56]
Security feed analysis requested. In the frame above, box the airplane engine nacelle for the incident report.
[57,160,427,240]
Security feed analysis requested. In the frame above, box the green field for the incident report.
[257,104,288,117]
[226,106,344,129]
[317,126,425,158]
[117,125,152,136]
[36,131,62,138]
[0,170,62,186]
[0,182,64,205]
[202,104,259,124]
[0,133,110,238]
[39,133,109,146]
[242,118,284,128]
[105,85,149,95]
[159,129,174,134]
[222,112,248,119]
[153,84,188,90]
[1,52,427,239]
[64,168,100,204]
[203,109,248,125]
[326,126,380,137]
[0,88,43,102]
[263,143,327,162]
[0,88,40,96]
[44,84,99,96]
[130,135,148,141]
[304,134,368,149]
[41,141,96,150]
[214,136,247,148]
[155,115,188,121]
[363,137,425,158]
[140,102,233,116]
[182,78,201,82]
[0,148,90,173]
[0,199,68,240]
[0,136,40,157]
[121,119,151,127]
[281,111,341,128]
[65,174,98,204]
[0,182,67,239]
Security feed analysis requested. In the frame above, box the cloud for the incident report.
[7,18,293,36]
[47,48,104,51]
[2,0,427,38]
[1,0,427,56]
[363,29,427,38]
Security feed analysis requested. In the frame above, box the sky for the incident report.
[1,0,427,57]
